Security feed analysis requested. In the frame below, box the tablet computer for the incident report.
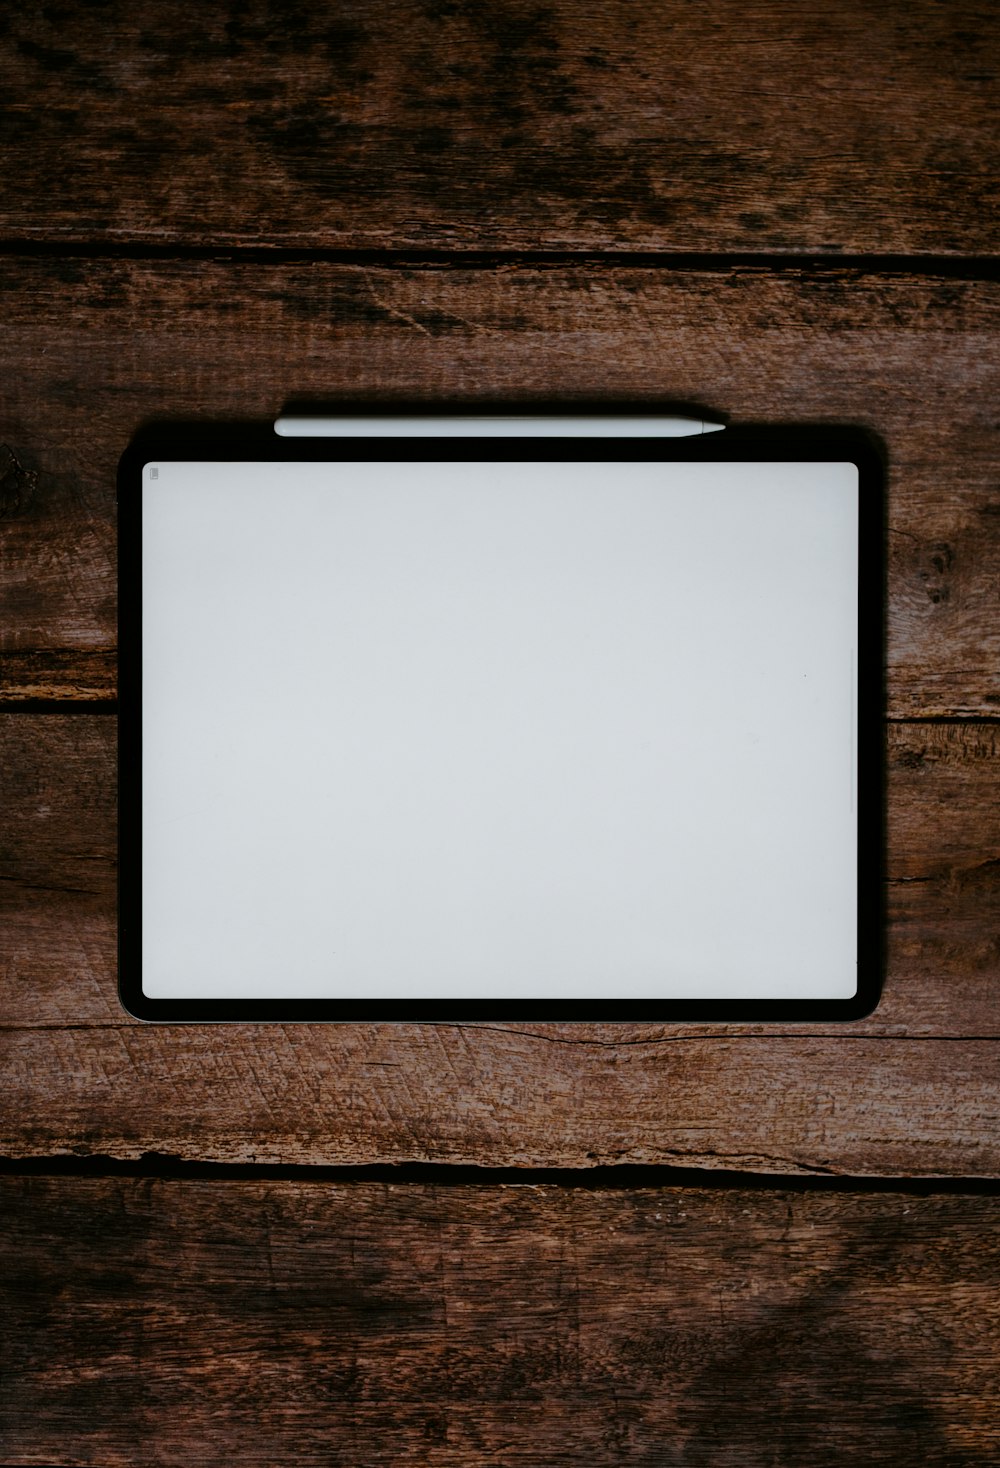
[118,416,883,1022]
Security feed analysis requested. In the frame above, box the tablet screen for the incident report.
[130,447,869,1014]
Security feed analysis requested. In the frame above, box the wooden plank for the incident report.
[884,723,1000,1040]
[0,649,117,703]
[3,716,998,1173]
[2,1177,998,1464]
[3,1023,999,1175]
[1,2,996,252]
[0,429,115,695]
[0,259,997,713]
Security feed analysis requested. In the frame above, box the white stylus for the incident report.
[274,415,726,438]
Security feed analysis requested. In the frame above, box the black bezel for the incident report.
[118,420,885,1023]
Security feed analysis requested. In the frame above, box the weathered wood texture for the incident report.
[2,1177,998,1465]
[3,716,998,1173]
[0,648,117,702]
[6,1022,1000,1175]
[1,260,998,713]
[1,1,996,252]
[3,6,996,1461]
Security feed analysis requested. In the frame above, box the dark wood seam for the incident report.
[2,1155,998,1193]
[0,241,997,277]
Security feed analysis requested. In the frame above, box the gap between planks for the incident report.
[1,1154,998,1193]
[0,241,997,275]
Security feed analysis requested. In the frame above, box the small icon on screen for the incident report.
[150,466,159,479]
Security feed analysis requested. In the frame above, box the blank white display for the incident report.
[142,459,858,999]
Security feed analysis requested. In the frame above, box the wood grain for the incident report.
[0,259,997,713]
[0,649,117,702]
[3,716,998,1174]
[2,1176,998,1465]
[1,1,996,252]
[3,7,996,1459]
[5,1023,1000,1175]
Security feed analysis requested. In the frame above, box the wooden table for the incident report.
[2,3,998,1462]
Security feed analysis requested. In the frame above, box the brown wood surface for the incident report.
[1,1,996,252]
[3,4,998,1461]
[1,259,998,713]
[3,716,997,1173]
[2,1177,998,1465]
[5,1022,1000,1175]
